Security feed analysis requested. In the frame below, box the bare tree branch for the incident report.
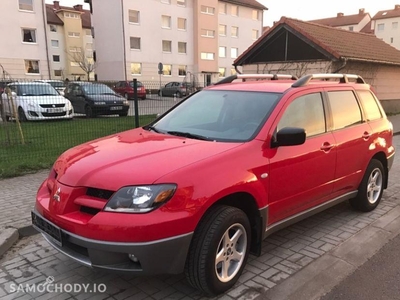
[66,47,96,81]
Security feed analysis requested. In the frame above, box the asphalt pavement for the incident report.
[0,114,399,299]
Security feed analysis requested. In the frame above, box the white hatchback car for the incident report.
[1,82,73,121]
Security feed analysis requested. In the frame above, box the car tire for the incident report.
[350,159,385,212]
[176,91,182,98]
[158,90,162,97]
[18,107,27,122]
[184,205,251,296]
[119,112,128,117]
[85,106,95,118]
[141,96,146,100]
[124,93,129,100]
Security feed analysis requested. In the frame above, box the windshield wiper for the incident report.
[145,125,161,133]
[38,94,57,96]
[101,93,116,95]
[167,131,211,141]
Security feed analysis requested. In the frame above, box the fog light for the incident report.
[128,254,139,263]
[28,111,39,117]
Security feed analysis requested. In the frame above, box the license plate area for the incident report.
[46,108,64,113]
[110,106,123,110]
[31,211,63,247]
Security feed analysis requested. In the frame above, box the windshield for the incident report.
[129,81,143,87]
[14,84,59,96]
[48,81,65,88]
[152,90,281,142]
[82,84,116,95]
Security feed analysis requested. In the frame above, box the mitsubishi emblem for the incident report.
[52,104,56,108]
[53,187,61,202]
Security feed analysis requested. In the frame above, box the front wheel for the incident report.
[18,107,27,122]
[185,206,250,296]
[85,106,95,118]
[350,159,385,212]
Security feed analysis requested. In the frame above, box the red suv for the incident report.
[32,74,395,296]
[113,80,146,100]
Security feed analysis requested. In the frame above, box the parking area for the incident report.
[0,134,398,299]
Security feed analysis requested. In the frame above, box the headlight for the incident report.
[104,184,176,213]
[123,100,129,106]
[28,102,37,108]
[94,101,106,105]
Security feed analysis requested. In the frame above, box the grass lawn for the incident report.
[0,115,156,178]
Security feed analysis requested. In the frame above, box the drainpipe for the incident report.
[121,0,127,80]
[333,57,348,73]
[234,65,242,74]
[41,0,51,79]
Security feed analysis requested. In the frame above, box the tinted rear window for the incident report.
[357,90,382,121]
[129,81,143,87]
[328,91,362,130]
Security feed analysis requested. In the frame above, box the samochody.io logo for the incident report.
[9,276,107,294]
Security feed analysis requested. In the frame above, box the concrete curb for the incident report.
[258,206,400,300]
[0,228,19,258]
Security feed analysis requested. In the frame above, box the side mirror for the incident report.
[272,127,306,148]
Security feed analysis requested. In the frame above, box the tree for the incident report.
[67,47,96,81]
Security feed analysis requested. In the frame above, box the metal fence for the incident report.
[0,78,207,178]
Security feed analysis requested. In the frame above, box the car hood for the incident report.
[54,128,241,190]
[86,94,124,102]
[18,95,69,104]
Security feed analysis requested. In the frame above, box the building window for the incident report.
[161,0,171,3]
[201,52,214,60]
[219,68,226,78]
[70,62,80,67]
[252,10,259,20]
[162,40,172,52]
[25,60,39,74]
[162,15,171,28]
[231,26,238,38]
[219,2,227,14]
[129,10,139,24]
[178,65,186,76]
[131,63,141,75]
[391,37,394,43]
[51,40,59,47]
[219,46,226,57]
[178,42,187,54]
[393,22,398,29]
[64,12,80,19]
[53,55,60,62]
[68,32,80,38]
[86,29,92,36]
[231,48,238,58]
[231,68,237,76]
[69,46,81,52]
[22,29,36,43]
[177,0,186,6]
[130,37,141,50]
[252,29,259,40]
[163,64,172,76]
[231,5,238,16]
[178,18,186,30]
[201,29,215,38]
[19,0,33,11]
[50,25,57,32]
[377,23,385,31]
[54,70,62,77]
[219,24,227,36]
[348,26,354,31]
[201,5,215,15]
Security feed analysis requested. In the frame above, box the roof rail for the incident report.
[292,73,366,87]
[214,74,298,85]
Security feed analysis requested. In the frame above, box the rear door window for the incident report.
[356,90,382,121]
[327,91,362,130]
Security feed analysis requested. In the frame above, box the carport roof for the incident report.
[234,17,400,66]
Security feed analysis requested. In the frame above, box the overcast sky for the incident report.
[45,0,400,27]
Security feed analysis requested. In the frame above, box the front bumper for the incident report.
[32,209,192,274]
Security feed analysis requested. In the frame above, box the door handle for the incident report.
[320,142,334,152]
[362,132,371,140]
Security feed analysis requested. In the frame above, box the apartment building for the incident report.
[372,5,400,50]
[309,9,372,33]
[86,0,266,85]
[0,0,50,79]
[46,1,94,80]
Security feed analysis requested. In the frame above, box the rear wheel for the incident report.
[176,91,182,98]
[158,90,162,97]
[185,206,250,296]
[18,107,27,122]
[350,159,385,212]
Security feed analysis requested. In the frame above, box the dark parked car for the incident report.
[158,81,193,97]
[113,80,146,100]
[64,82,129,117]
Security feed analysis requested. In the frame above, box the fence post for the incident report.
[133,79,139,128]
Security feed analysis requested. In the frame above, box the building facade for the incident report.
[86,0,266,85]
[0,0,50,79]
[372,5,400,51]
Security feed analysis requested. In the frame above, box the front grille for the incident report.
[40,104,65,108]
[86,187,114,200]
[80,206,101,215]
[42,112,67,117]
